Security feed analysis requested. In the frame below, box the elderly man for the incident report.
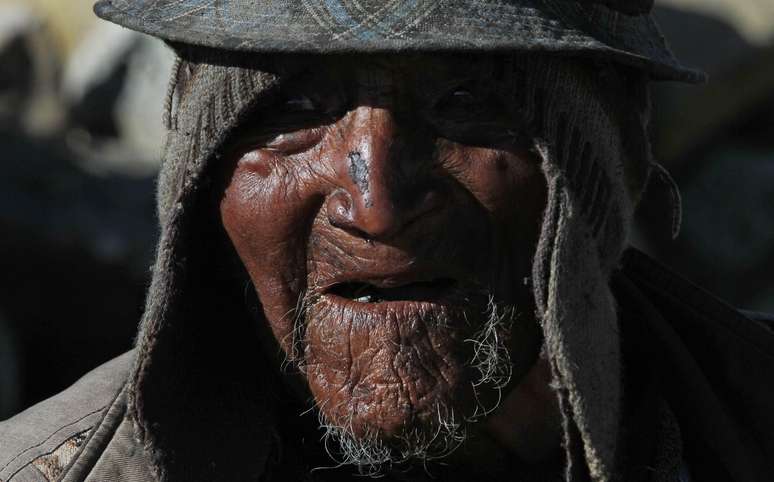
[2,1,773,481]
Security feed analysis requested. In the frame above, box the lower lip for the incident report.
[320,291,458,313]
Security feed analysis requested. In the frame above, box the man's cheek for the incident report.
[305,223,357,287]
[467,152,546,243]
[246,234,310,345]
[464,151,534,210]
[222,173,320,348]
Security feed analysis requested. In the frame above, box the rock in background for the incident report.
[635,0,774,313]
[0,310,20,420]
[62,20,174,174]
[0,5,61,136]
[0,0,172,418]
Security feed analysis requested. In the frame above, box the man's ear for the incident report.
[586,0,654,16]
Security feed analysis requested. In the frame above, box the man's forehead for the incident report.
[274,53,506,92]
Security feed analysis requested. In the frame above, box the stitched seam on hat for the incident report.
[328,0,404,40]
[163,0,217,23]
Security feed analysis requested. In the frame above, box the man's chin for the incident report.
[295,293,516,471]
[317,399,468,473]
[303,295,471,429]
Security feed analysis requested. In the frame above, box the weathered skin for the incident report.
[219,55,556,463]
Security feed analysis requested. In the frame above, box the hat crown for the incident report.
[93,0,703,83]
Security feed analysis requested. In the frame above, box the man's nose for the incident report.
[325,106,443,240]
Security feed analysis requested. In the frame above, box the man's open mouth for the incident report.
[327,278,457,303]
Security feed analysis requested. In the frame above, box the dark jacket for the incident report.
[1,249,773,482]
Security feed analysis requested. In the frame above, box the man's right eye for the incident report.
[433,87,479,118]
[230,90,346,157]
[260,127,326,154]
[282,94,318,113]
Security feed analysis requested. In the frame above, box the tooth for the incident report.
[355,295,372,303]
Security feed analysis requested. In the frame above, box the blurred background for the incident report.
[0,0,772,420]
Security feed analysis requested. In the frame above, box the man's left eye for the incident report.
[450,89,474,100]
[283,94,318,112]
[434,88,477,113]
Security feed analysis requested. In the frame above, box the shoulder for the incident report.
[617,248,774,476]
[618,248,774,363]
[619,248,774,335]
[741,310,774,332]
[0,351,134,482]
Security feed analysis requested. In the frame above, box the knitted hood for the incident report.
[128,48,658,481]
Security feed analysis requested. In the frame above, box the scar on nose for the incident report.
[348,151,372,206]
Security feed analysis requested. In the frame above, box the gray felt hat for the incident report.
[94,0,705,83]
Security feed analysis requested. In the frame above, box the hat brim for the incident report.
[94,0,706,83]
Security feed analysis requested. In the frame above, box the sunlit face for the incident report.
[219,54,547,469]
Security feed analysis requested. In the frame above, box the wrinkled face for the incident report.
[220,55,547,469]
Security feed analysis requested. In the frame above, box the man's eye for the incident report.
[435,88,477,113]
[283,94,317,112]
[427,86,530,149]
[451,89,474,100]
[262,128,324,154]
